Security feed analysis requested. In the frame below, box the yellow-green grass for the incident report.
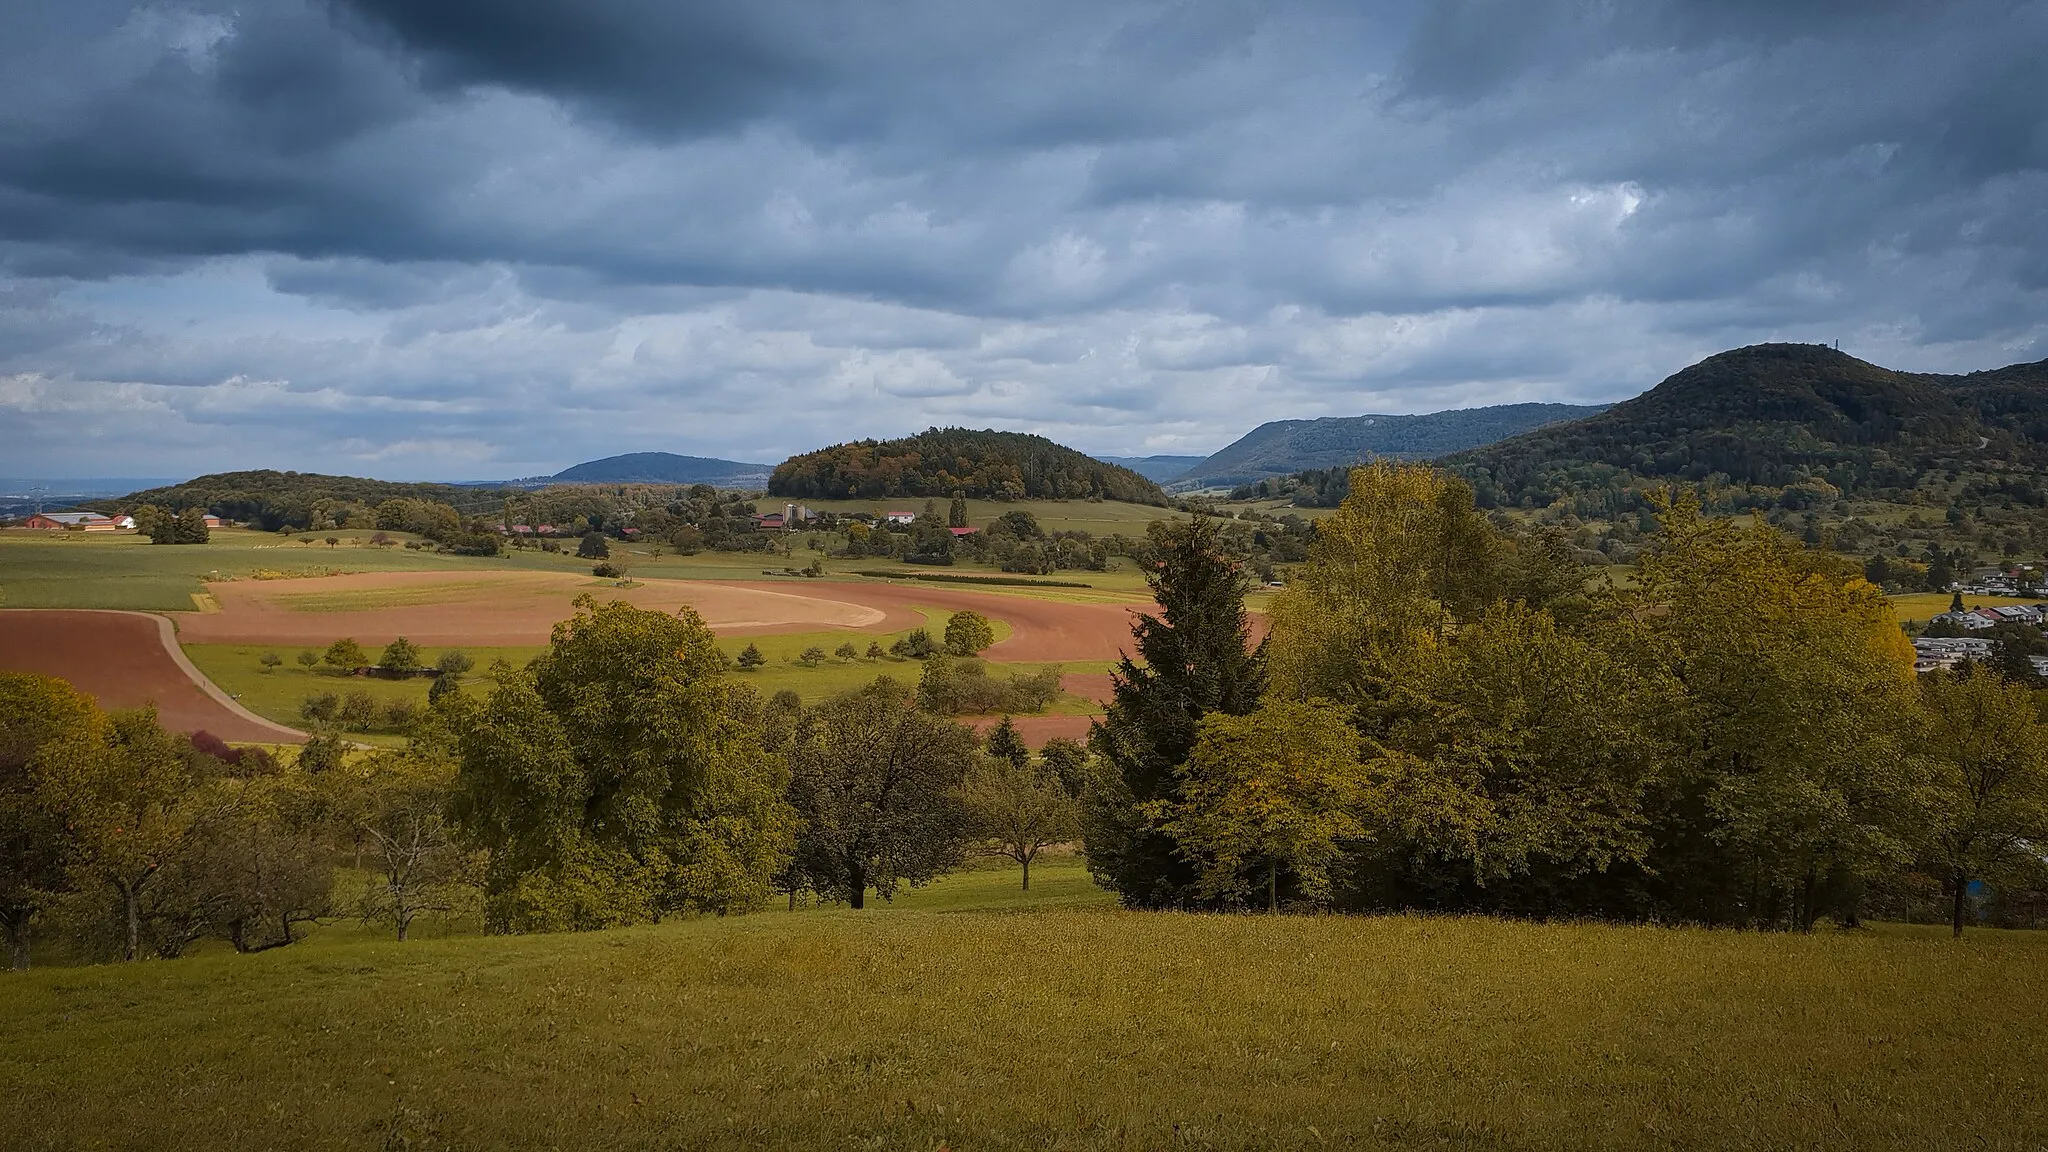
[1890,592,2043,624]
[5,859,2044,1150]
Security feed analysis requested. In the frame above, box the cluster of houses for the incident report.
[1915,602,2048,676]
[1927,604,2046,631]
[19,511,223,532]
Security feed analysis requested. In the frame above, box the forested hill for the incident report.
[1172,402,1607,491]
[105,471,507,527]
[769,428,1168,503]
[552,452,771,486]
[1445,343,2048,513]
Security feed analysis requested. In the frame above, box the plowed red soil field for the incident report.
[0,610,303,743]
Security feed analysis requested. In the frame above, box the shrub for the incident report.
[300,692,340,722]
[592,562,622,578]
[890,629,939,660]
[916,657,1064,715]
[578,532,610,559]
[383,698,419,731]
[435,649,474,676]
[258,652,283,673]
[297,733,347,773]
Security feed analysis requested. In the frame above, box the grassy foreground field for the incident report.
[5,857,2045,1151]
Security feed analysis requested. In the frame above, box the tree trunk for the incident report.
[1952,870,1970,939]
[8,920,28,971]
[848,861,866,910]
[397,916,409,943]
[1267,860,1278,913]
[1021,855,1031,891]
[122,883,140,962]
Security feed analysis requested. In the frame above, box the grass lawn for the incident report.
[4,855,2044,1150]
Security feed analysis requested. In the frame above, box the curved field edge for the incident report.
[3,870,2042,1151]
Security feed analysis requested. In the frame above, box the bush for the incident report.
[300,692,340,722]
[258,652,283,673]
[383,698,419,731]
[435,649,474,676]
[890,629,939,660]
[592,562,622,578]
[297,733,348,773]
[916,657,1064,715]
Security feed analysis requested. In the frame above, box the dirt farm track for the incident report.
[0,610,305,744]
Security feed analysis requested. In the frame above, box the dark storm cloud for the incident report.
[0,0,2043,478]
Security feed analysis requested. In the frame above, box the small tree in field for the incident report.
[799,646,827,668]
[323,638,367,672]
[578,532,610,560]
[380,637,421,674]
[834,642,860,660]
[1147,698,1367,912]
[736,643,765,670]
[435,649,474,677]
[258,652,283,673]
[945,611,996,656]
[866,641,886,660]
[296,650,320,670]
[960,750,1078,890]
[341,753,476,941]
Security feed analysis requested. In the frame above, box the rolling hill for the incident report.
[1092,455,1207,484]
[1171,402,1608,491]
[1445,343,2048,513]
[770,428,1167,504]
[552,452,772,487]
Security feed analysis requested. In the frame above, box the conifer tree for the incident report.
[1083,515,1266,907]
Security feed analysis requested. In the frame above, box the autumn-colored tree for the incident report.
[944,610,996,656]
[0,673,103,968]
[1919,666,2048,936]
[1149,699,1367,911]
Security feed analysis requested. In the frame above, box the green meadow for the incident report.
[4,856,2043,1151]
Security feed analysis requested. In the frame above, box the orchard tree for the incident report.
[380,637,422,674]
[1149,699,1366,911]
[338,752,476,941]
[959,750,1078,890]
[1919,666,2048,937]
[785,680,977,908]
[945,610,996,656]
[0,674,102,968]
[1084,515,1267,908]
[323,638,367,672]
[435,649,475,677]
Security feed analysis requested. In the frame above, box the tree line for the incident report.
[769,428,1166,504]
[1083,463,2048,932]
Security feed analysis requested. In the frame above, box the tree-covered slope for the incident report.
[553,452,772,486]
[1446,344,2048,512]
[1173,403,1607,490]
[106,471,505,527]
[769,428,1168,503]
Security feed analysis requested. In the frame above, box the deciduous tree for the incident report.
[1919,666,2048,936]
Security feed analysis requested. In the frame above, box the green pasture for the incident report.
[0,529,464,611]
[5,854,2044,1150]
[786,495,1177,535]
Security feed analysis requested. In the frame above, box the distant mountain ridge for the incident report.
[1093,455,1208,484]
[1445,343,2048,510]
[552,452,772,487]
[1171,402,1609,491]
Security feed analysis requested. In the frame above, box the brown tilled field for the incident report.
[178,571,889,647]
[0,610,303,743]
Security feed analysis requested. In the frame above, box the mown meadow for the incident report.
[4,857,2044,1151]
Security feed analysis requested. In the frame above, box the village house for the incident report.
[22,512,118,531]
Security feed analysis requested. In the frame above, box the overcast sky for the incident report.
[3,0,2044,480]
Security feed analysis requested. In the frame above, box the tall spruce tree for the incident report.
[1083,515,1266,907]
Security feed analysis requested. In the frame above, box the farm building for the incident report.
[22,512,119,531]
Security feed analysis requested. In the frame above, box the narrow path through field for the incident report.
[0,610,304,743]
